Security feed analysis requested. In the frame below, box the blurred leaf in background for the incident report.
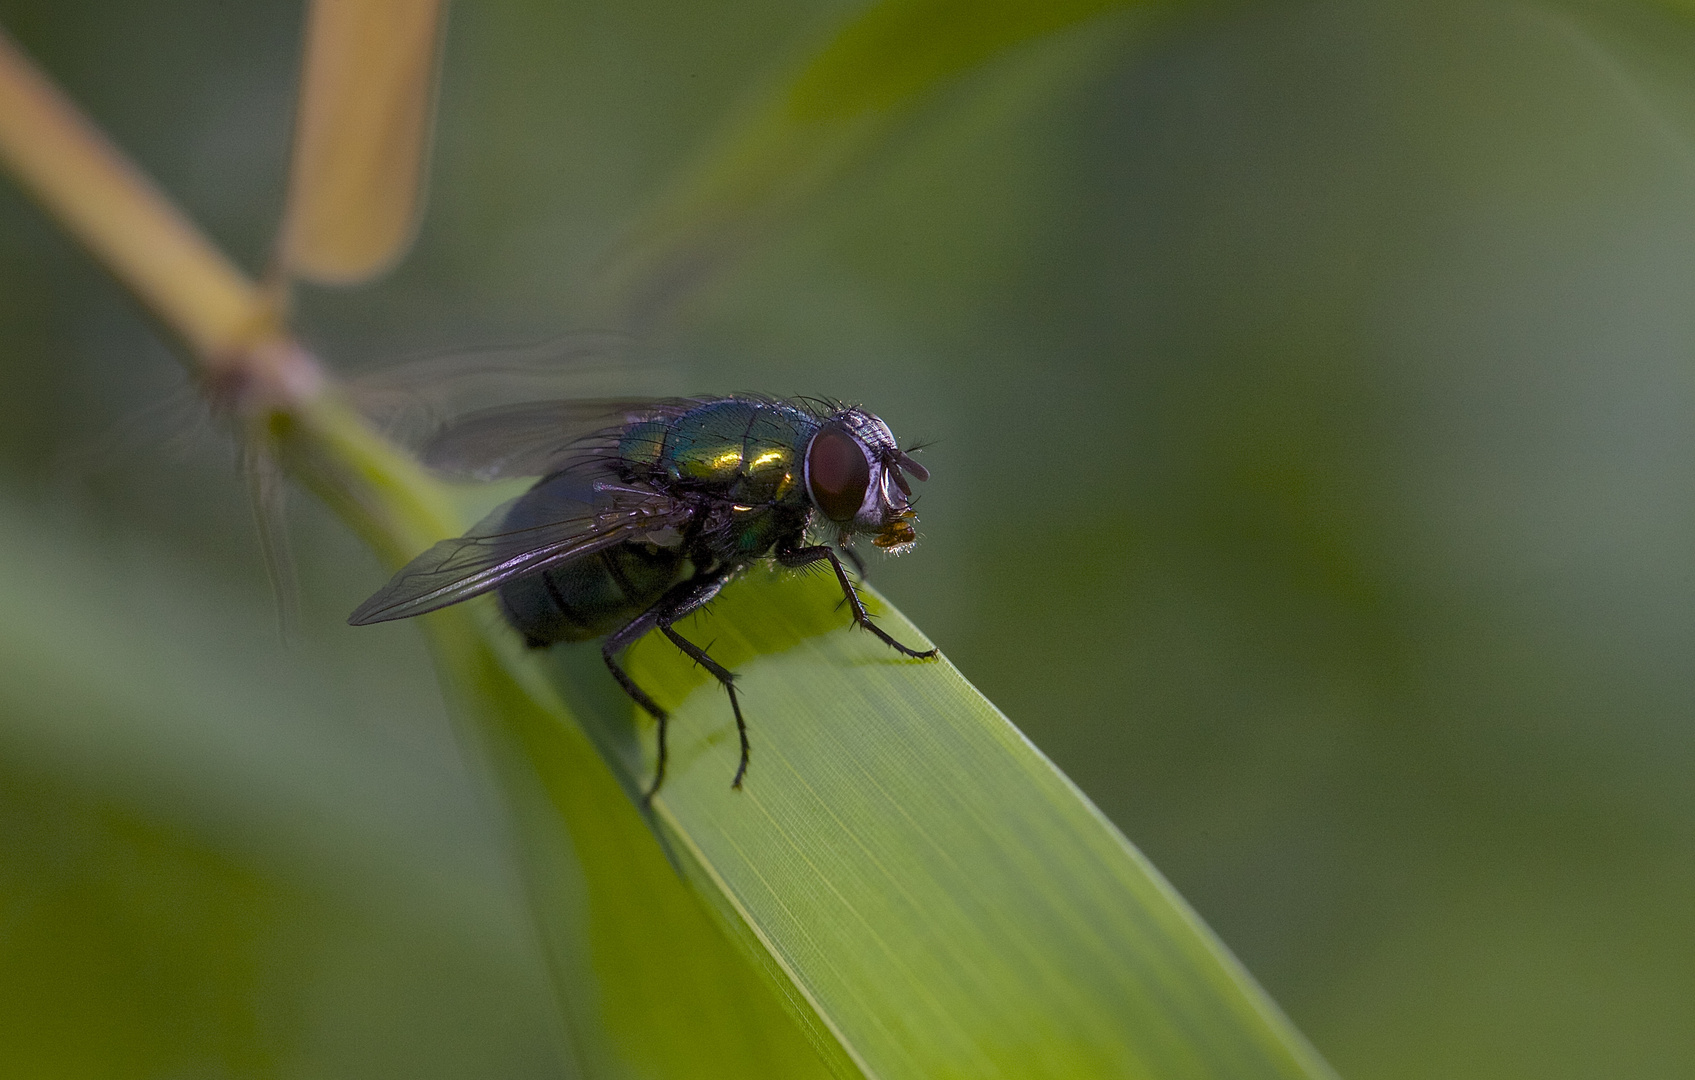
[4,0,1695,1078]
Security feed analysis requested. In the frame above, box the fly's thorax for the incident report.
[664,400,761,485]
[719,501,811,558]
[623,398,816,505]
[737,407,809,504]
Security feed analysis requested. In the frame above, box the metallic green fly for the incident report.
[348,395,936,800]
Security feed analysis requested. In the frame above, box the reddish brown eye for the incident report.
[806,427,871,522]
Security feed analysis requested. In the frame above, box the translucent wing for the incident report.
[420,398,664,480]
[348,473,691,624]
[346,331,681,468]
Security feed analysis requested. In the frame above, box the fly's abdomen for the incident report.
[498,543,684,645]
[490,468,687,646]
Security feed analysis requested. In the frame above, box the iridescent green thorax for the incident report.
[617,398,819,509]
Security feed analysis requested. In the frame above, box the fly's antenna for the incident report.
[895,438,934,483]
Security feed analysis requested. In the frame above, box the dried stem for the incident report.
[0,23,452,560]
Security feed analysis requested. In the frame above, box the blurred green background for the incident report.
[3,1,1695,1077]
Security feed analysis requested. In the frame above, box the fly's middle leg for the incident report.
[657,623,749,790]
[608,570,747,802]
[653,571,749,791]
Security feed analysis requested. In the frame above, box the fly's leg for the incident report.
[655,571,750,791]
[839,544,867,579]
[659,624,749,788]
[602,609,670,802]
[656,605,750,790]
[778,545,938,660]
[607,570,748,801]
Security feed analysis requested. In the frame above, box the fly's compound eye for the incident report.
[806,427,871,522]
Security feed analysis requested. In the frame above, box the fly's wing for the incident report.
[420,398,664,481]
[347,475,691,625]
[348,333,679,453]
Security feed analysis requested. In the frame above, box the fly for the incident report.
[348,395,936,800]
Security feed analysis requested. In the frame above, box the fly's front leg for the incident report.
[839,543,867,579]
[778,545,938,660]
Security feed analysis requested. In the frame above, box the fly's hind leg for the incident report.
[778,545,938,660]
[602,608,670,802]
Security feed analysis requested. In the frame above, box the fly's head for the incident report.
[803,407,929,554]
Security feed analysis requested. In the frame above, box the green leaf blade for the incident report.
[421,618,844,1080]
[552,570,1337,1080]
